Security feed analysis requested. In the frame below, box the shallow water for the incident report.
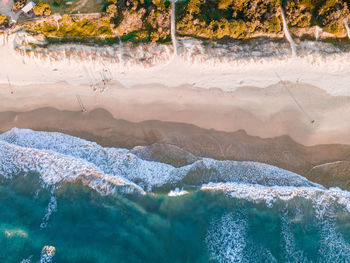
[1,129,350,262]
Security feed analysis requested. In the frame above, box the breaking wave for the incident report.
[203,183,350,263]
[201,182,350,213]
[2,129,350,262]
[0,128,321,194]
[0,137,145,195]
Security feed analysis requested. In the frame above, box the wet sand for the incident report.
[1,81,350,146]
[1,107,350,179]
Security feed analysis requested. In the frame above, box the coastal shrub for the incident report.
[177,0,282,39]
[33,2,52,16]
[106,4,117,18]
[0,14,9,27]
[20,0,350,43]
[264,16,282,33]
[153,0,166,10]
[285,0,349,35]
[36,21,57,32]
[218,0,233,10]
[12,0,25,11]
[29,14,114,39]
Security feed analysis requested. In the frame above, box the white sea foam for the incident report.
[20,258,32,263]
[0,128,183,190]
[318,217,350,262]
[181,158,321,188]
[206,213,247,263]
[204,183,350,263]
[280,215,309,262]
[201,183,350,215]
[0,128,322,192]
[40,195,57,229]
[168,188,188,197]
[40,246,55,263]
[0,139,145,195]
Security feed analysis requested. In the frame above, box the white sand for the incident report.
[1,32,350,97]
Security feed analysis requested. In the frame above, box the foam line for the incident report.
[0,128,322,191]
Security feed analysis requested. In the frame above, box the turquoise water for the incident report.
[1,129,350,262]
[2,173,350,262]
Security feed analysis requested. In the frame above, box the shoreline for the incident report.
[2,107,350,188]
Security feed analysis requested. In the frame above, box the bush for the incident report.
[33,2,51,16]
[0,14,9,27]
[285,0,349,34]
[12,0,25,11]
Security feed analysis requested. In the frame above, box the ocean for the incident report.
[1,128,350,262]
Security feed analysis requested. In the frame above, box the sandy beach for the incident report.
[3,2,350,261]
[1,31,350,189]
[1,81,350,146]
[2,80,350,186]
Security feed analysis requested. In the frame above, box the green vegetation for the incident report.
[176,0,282,39]
[26,14,114,39]
[32,0,104,14]
[0,14,9,28]
[285,0,350,36]
[33,2,51,16]
[24,0,172,43]
[19,0,350,43]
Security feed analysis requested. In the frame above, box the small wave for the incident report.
[131,143,199,167]
[0,128,183,190]
[168,188,188,197]
[180,158,321,188]
[201,183,350,216]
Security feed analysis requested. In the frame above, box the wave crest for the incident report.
[0,128,322,193]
